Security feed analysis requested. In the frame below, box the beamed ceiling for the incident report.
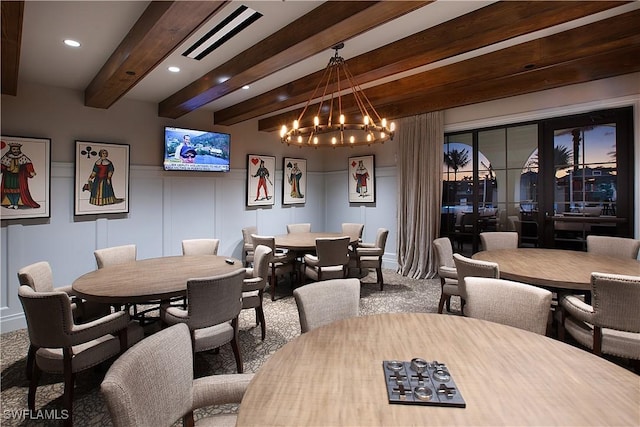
[2,1,639,135]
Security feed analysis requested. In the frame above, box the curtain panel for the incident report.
[396,111,444,279]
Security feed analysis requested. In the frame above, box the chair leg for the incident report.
[437,292,448,314]
[25,344,36,381]
[270,265,277,301]
[231,318,243,373]
[28,362,41,411]
[62,348,74,427]
[376,266,384,291]
[256,306,266,341]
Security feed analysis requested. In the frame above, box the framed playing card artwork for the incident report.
[348,155,375,203]
[282,157,306,205]
[74,141,130,216]
[0,135,51,220]
[247,154,275,207]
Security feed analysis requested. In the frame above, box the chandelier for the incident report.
[280,43,395,147]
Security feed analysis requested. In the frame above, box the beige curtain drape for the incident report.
[396,111,444,279]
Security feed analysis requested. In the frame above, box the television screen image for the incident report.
[163,126,230,172]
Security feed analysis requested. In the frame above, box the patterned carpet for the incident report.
[1,270,454,426]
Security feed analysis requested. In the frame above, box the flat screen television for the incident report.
[163,126,230,172]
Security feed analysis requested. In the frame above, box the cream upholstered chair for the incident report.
[94,244,137,269]
[303,236,350,283]
[18,285,144,427]
[293,278,360,333]
[586,235,640,259]
[559,272,640,361]
[354,228,389,290]
[17,261,113,380]
[181,238,220,255]
[341,222,364,244]
[101,323,253,427]
[287,223,311,233]
[242,244,272,340]
[251,234,295,301]
[453,253,500,315]
[242,226,258,267]
[160,269,245,373]
[479,231,518,251]
[432,237,459,314]
[465,277,552,335]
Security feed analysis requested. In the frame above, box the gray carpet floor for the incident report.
[1,270,456,426]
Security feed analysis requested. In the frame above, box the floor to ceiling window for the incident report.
[441,107,634,255]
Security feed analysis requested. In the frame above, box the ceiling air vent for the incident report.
[183,5,262,61]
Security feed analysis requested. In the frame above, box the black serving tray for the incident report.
[382,359,466,408]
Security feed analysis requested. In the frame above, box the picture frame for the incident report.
[247,154,276,207]
[74,141,130,216]
[348,155,375,203]
[0,135,51,220]
[282,157,307,205]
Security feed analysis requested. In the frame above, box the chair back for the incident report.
[479,232,518,251]
[374,228,389,252]
[181,238,220,256]
[17,261,54,292]
[465,277,552,335]
[249,245,272,282]
[242,226,257,248]
[432,238,455,269]
[341,223,364,241]
[453,253,499,300]
[101,323,194,427]
[315,236,350,267]
[186,269,244,330]
[287,223,311,233]
[18,285,75,348]
[94,244,137,269]
[251,234,276,252]
[586,235,640,259]
[590,272,640,332]
[293,278,360,333]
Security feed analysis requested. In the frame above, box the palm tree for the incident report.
[444,148,470,184]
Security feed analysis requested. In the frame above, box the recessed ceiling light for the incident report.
[218,77,230,84]
[242,85,250,90]
[168,66,180,73]
[64,39,80,47]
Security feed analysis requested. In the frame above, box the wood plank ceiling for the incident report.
[2,1,639,133]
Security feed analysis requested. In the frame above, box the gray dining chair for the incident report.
[287,223,311,233]
[479,231,518,251]
[101,323,254,427]
[303,236,351,283]
[18,285,144,427]
[465,277,552,335]
[242,244,272,340]
[293,278,360,333]
[559,272,640,362]
[242,226,258,266]
[181,238,220,255]
[353,228,389,290]
[160,269,246,373]
[94,244,137,269]
[453,253,500,315]
[251,234,296,301]
[432,237,458,314]
[586,235,640,259]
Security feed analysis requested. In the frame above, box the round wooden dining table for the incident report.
[274,232,356,251]
[72,255,243,304]
[473,248,640,292]
[236,313,640,426]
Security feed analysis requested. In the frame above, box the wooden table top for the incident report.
[473,248,640,292]
[237,313,640,426]
[72,255,243,304]
[274,232,355,251]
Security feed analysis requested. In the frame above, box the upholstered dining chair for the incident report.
[453,253,500,315]
[293,278,360,333]
[181,238,220,256]
[586,235,640,259]
[465,277,552,335]
[287,223,311,233]
[18,285,144,427]
[303,236,350,283]
[354,228,389,290]
[559,272,640,363]
[432,237,459,314]
[160,268,246,373]
[251,234,296,300]
[101,323,254,427]
[94,244,137,269]
[341,222,364,244]
[479,231,518,251]
[242,244,272,340]
[242,226,258,267]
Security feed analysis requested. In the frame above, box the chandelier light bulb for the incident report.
[331,137,337,145]
[314,116,320,127]
[390,122,396,132]
[280,125,287,138]
[367,134,372,142]
[297,135,302,143]
[382,118,387,129]
[340,114,345,125]
[313,136,318,145]
[293,120,299,130]
[350,136,355,144]
[364,116,370,126]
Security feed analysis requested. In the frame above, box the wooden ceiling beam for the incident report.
[158,1,431,119]
[84,1,229,109]
[1,1,24,96]
[258,9,640,132]
[217,1,628,126]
